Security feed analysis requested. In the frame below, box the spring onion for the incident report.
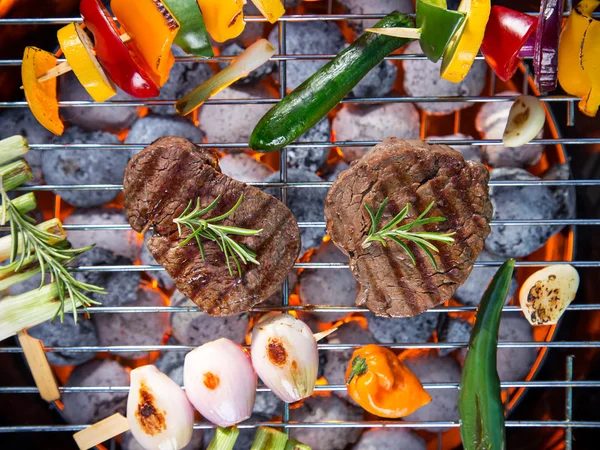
[9,193,37,218]
[285,439,312,450]
[127,365,195,450]
[533,0,564,92]
[184,338,257,427]
[175,38,276,116]
[0,218,66,263]
[0,159,33,191]
[502,95,546,147]
[519,265,579,325]
[207,427,240,450]
[0,283,83,341]
[250,427,289,450]
[0,136,29,166]
[251,313,318,403]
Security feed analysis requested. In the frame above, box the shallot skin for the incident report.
[127,365,194,450]
[184,338,257,427]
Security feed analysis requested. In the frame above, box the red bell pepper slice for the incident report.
[480,6,538,82]
[80,0,160,98]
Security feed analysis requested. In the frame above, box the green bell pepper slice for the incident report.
[417,0,466,62]
[458,258,516,450]
[162,0,213,57]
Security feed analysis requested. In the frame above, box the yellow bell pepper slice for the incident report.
[558,0,600,117]
[441,0,491,83]
[21,47,64,136]
[57,23,117,103]
[197,0,246,43]
[111,0,179,87]
[250,0,285,24]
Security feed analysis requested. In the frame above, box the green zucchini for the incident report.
[249,11,415,153]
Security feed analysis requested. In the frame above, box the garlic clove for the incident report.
[251,314,318,403]
[127,365,194,450]
[502,95,546,148]
[184,338,256,427]
[519,264,580,326]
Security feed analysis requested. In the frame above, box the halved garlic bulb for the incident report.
[127,365,194,450]
[184,338,256,427]
[251,313,318,403]
[519,264,580,325]
[502,95,546,148]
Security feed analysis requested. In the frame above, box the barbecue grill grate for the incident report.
[0,2,599,449]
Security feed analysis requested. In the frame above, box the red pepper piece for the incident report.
[480,6,537,82]
[80,0,159,98]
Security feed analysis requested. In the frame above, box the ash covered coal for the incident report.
[154,337,186,386]
[367,313,438,343]
[288,117,331,173]
[125,115,204,155]
[339,0,415,32]
[299,240,357,322]
[428,133,482,162]
[93,287,169,359]
[62,359,129,424]
[403,41,487,115]
[219,153,274,182]
[42,127,127,207]
[59,72,138,133]
[64,208,141,261]
[269,21,346,91]
[436,315,472,357]
[332,103,420,162]
[350,56,398,99]
[353,429,426,450]
[544,163,576,233]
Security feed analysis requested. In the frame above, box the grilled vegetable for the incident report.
[459,259,516,450]
[480,6,537,82]
[251,0,285,24]
[0,136,29,166]
[502,95,545,147]
[162,0,213,57]
[558,0,600,117]
[366,0,465,63]
[345,344,431,418]
[520,265,579,326]
[80,0,159,98]
[285,440,312,450]
[184,338,257,427]
[197,0,246,43]
[127,365,194,450]
[21,47,64,136]
[249,12,415,152]
[57,23,117,102]
[251,313,318,403]
[533,0,565,92]
[207,427,240,450]
[441,0,491,83]
[250,427,289,450]
[111,0,179,86]
[176,39,275,116]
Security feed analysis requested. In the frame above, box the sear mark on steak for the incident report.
[124,137,301,316]
[324,138,492,318]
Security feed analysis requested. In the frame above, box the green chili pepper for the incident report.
[162,0,213,57]
[458,258,516,450]
[417,0,466,62]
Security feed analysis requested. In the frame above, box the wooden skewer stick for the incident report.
[17,330,60,403]
[314,327,339,342]
[73,413,130,450]
[36,32,131,83]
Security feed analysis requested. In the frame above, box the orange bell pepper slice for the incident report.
[345,344,431,418]
[21,47,64,136]
[111,0,179,86]
[197,0,246,43]
[250,0,285,24]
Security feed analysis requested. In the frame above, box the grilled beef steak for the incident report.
[124,137,301,315]
[325,138,493,317]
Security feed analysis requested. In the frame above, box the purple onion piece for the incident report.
[519,33,536,58]
[533,0,565,92]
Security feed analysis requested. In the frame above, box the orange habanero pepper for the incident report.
[345,344,431,418]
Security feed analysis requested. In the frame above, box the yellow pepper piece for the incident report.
[112,0,179,86]
[441,0,491,83]
[558,0,600,117]
[250,0,285,24]
[21,47,64,136]
[57,23,117,103]
[197,0,245,43]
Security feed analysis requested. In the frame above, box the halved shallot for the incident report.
[184,338,257,427]
[127,365,194,450]
[251,313,318,403]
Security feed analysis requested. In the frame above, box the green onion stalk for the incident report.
[285,439,312,450]
[0,218,66,263]
[250,427,289,450]
[0,136,28,166]
[207,427,240,450]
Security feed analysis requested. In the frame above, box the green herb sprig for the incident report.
[0,184,105,322]
[363,198,455,270]
[173,194,262,277]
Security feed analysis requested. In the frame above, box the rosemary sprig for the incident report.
[173,194,262,277]
[363,198,455,270]
[0,186,105,322]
